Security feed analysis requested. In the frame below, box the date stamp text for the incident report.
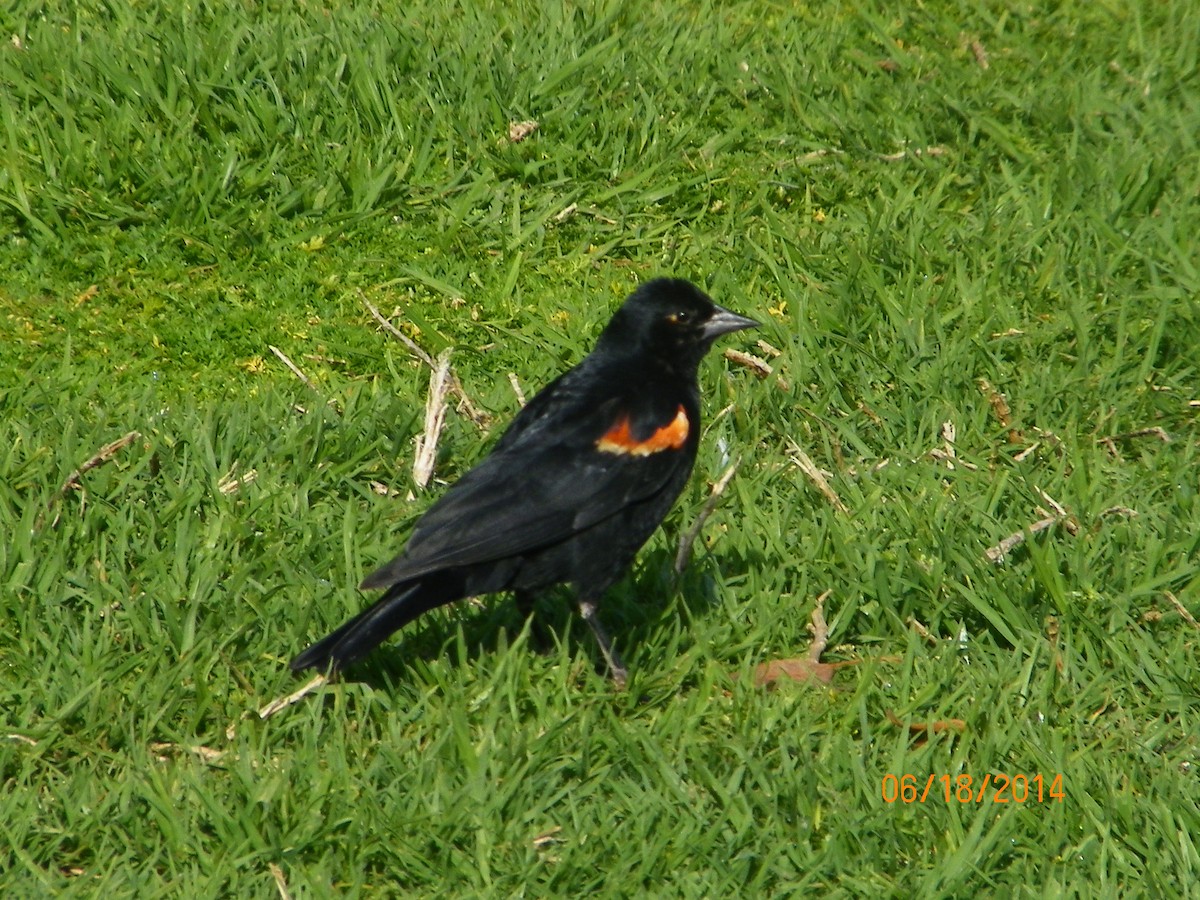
[882,773,1065,804]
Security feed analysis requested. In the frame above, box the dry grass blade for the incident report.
[878,145,947,161]
[363,295,433,364]
[269,863,291,900]
[787,441,848,514]
[675,459,739,573]
[217,463,258,495]
[1033,487,1069,519]
[755,339,782,358]
[984,516,1061,563]
[52,430,141,499]
[1164,591,1199,630]
[269,345,317,392]
[725,347,788,388]
[786,148,845,165]
[970,39,990,69]
[531,826,563,849]
[806,589,831,662]
[723,348,772,379]
[508,372,527,407]
[985,492,1111,562]
[1099,426,1171,451]
[978,377,1024,442]
[885,709,967,736]
[40,430,142,529]
[908,617,938,645]
[986,388,1012,426]
[73,284,99,307]
[413,349,454,489]
[857,401,882,425]
[362,294,489,427]
[258,674,328,719]
[149,741,227,763]
[927,420,979,470]
[1013,442,1040,462]
[1045,615,1064,674]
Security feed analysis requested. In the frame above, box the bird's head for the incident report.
[598,278,758,373]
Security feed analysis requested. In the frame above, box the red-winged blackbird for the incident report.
[290,277,757,687]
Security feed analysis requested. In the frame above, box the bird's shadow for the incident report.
[322,545,748,692]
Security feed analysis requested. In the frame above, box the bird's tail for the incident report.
[289,578,453,674]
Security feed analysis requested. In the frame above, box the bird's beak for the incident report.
[704,304,759,339]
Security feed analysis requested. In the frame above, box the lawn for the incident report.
[2,0,1198,895]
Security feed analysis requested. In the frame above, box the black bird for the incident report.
[290,277,757,688]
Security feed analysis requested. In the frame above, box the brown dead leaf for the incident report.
[748,594,905,689]
[753,656,859,686]
[752,590,860,686]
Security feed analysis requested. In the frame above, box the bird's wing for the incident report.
[359,392,696,589]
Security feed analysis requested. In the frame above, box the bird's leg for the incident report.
[578,599,628,690]
[515,590,552,654]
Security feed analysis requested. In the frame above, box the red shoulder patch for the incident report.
[596,405,689,456]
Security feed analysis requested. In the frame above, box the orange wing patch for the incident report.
[596,406,690,456]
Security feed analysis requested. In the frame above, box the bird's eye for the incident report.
[668,310,690,325]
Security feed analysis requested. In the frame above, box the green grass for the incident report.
[2,0,1198,895]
